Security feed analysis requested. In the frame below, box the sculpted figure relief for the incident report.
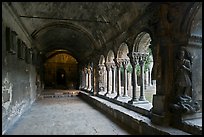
[175,48,192,99]
[170,48,200,114]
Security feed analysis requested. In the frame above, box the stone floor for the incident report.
[5,91,136,135]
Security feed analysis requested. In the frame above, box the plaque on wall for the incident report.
[6,27,17,54]
[17,39,25,60]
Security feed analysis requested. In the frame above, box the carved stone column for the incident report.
[138,53,148,101]
[85,68,88,90]
[128,52,139,104]
[114,58,122,99]
[80,69,83,89]
[105,62,111,96]
[111,64,116,94]
[79,69,82,89]
[87,67,92,91]
[127,72,131,92]
[122,59,129,97]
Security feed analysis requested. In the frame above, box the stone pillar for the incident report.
[105,63,111,96]
[83,69,86,89]
[122,59,129,97]
[87,67,92,91]
[111,64,116,94]
[82,68,85,89]
[103,66,107,91]
[85,68,88,90]
[145,70,148,89]
[128,52,139,104]
[127,72,131,92]
[149,57,153,86]
[79,69,82,89]
[114,59,122,99]
[148,68,151,86]
[138,53,148,101]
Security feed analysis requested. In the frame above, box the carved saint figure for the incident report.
[170,48,200,114]
[175,48,192,99]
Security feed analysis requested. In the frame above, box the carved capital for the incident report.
[113,58,122,68]
[105,62,112,71]
[84,68,87,73]
[111,63,116,70]
[121,59,129,69]
[138,53,148,66]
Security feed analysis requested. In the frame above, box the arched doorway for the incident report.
[56,68,66,88]
[43,51,78,89]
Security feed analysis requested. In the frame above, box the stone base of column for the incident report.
[105,92,109,96]
[128,98,138,104]
[89,89,94,96]
[139,96,146,101]
[114,94,121,99]
[133,100,149,104]
[84,86,87,90]
[151,95,170,126]
[151,113,170,126]
[122,94,128,97]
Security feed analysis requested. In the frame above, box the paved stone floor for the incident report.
[5,91,136,135]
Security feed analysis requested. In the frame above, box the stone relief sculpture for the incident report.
[170,48,200,114]
[175,48,192,99]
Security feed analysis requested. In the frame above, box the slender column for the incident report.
[79,69,82,89]
[128,52,139,104]
[85,68,88,90]
[103,66,107,91]
[122,59,129,97]
[114,59,122,99]
[149,57,153,86]
[105,63,111,96]
[148,68,151,86]
[138,53,148,101]
[81,68,85,89]
[87,67,92,91]
[111,64,116,94]
[145,71,147,90]
[127,72,131,92]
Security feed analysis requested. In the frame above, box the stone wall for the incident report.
[2,6,38,134]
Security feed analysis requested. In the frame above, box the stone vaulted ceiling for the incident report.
[8,2,151,62]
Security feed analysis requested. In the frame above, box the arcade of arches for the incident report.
[2,2,202,135]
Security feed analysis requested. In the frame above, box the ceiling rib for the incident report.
[19,15,111,24]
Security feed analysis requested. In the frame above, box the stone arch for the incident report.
[181,2,202,37]
[185,4,202,107]
[117,42,129,59]
[133,32,151,53]
[99,55,105,65]
[132,31,155,102]
[31,21,98,49]
[106,50,115,63]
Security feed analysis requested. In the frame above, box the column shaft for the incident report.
[111,66,116,93]
[139,61,146,101]
[123,67,128,96]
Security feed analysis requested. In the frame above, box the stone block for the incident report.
[152,95,165,115]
